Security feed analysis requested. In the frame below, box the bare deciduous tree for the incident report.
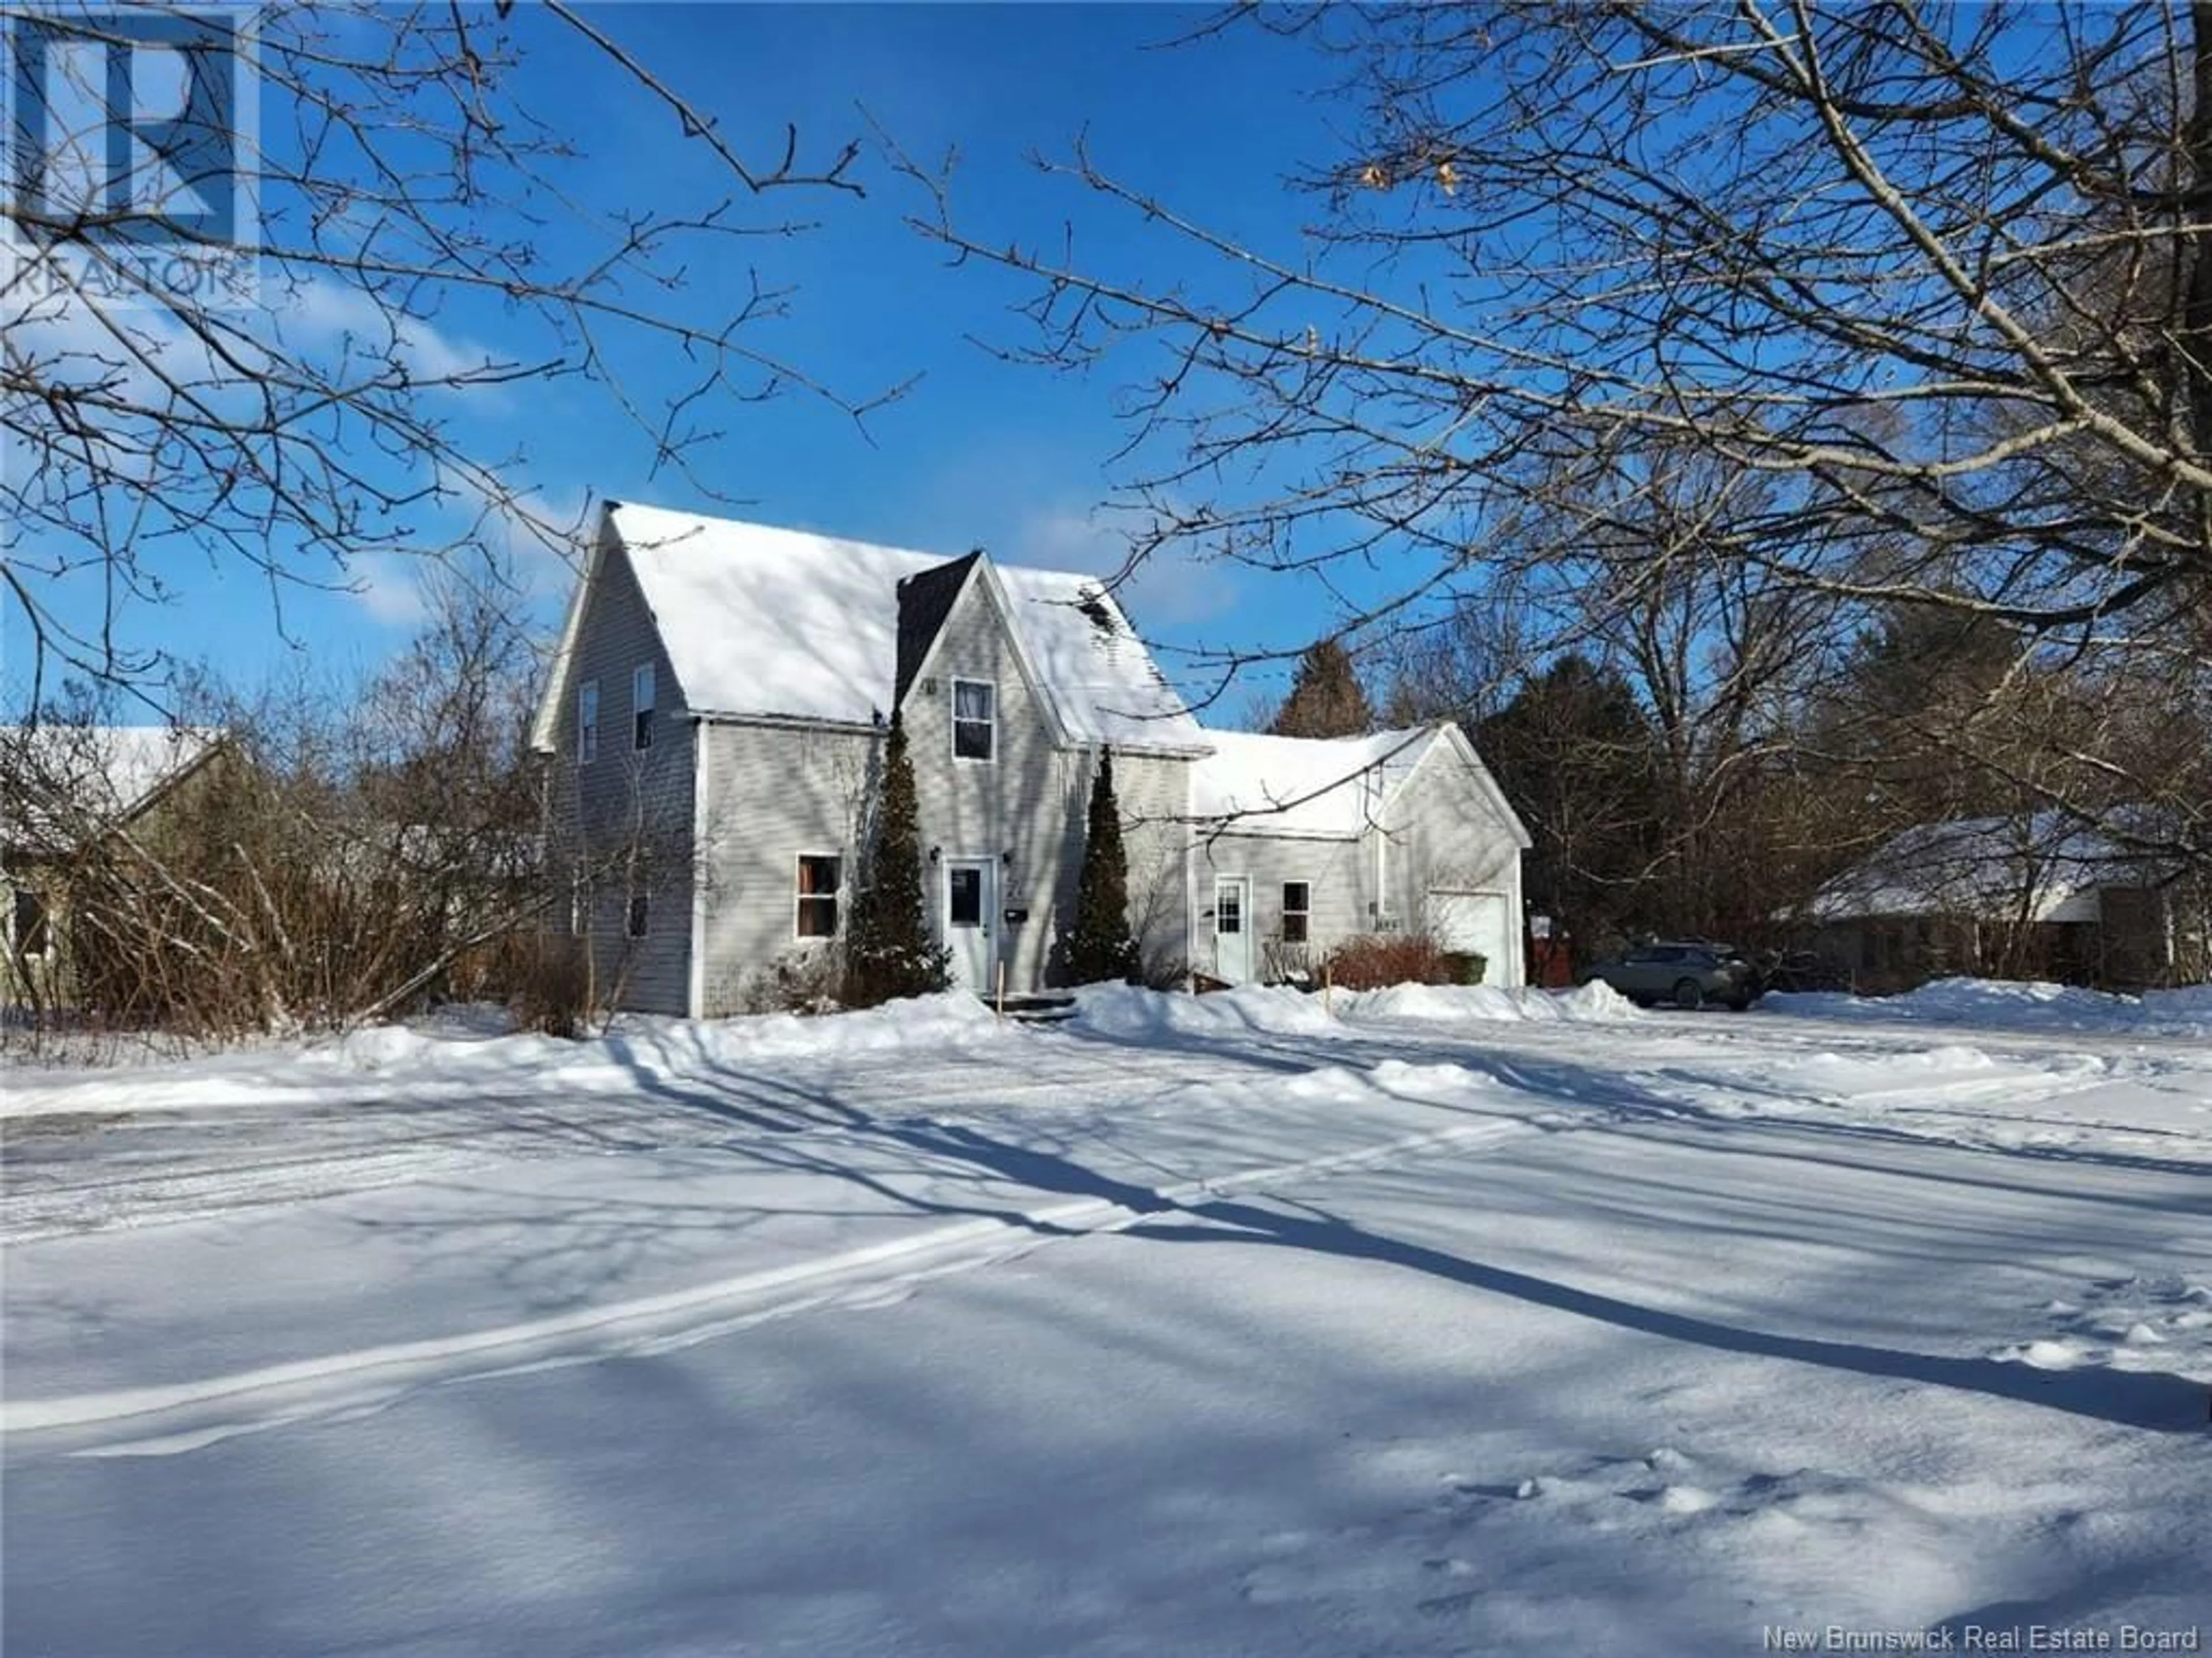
[5,1,893,705]
[898,1,2212,866]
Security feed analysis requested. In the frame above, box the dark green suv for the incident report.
[1580,942,1761,1011]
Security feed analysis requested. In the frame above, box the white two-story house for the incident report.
[530,503,1530,1013]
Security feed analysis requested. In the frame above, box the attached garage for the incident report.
[1424,889,1514,984]
[1191,723,1532,987]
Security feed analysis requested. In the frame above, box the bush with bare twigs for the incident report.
[1322,932,1483,992]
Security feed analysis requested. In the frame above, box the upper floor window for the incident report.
[1282,882,1310,944]
[626,885,650,939]
[632,663,656,751]
[577,679,599,765]
[952,678,995,761]
[796,854,842,938]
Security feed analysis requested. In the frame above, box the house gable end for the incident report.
[529,510,615,756]
[893,551,983,712]
[1416,723,1533,852]
[532,511,696,765]
[895,557,1072,749]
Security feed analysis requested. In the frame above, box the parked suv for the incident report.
[1579,941,1762,1011]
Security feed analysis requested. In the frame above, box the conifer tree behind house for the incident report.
[841,714,950,1007]
[1065,748,1142,985]
[1270,641,1375,739]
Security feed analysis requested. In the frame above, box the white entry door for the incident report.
[1214,875,1253,984]
[1425,889,1512,985]
[944,858,998,991]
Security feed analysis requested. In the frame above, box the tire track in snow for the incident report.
[0,1046,1245,1243]
[3,1114,1535,1460]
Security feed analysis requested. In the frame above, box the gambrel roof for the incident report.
[533,503,1208,756]
[1193,723,1532,845]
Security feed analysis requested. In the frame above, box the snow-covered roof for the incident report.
[1,726,226,841]
[1191,726,1445,838]
[1809,810,2157,924]
[579,503,1207,754]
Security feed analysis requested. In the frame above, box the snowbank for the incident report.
[1767,976,2212,1038]
[1070,983,1343,1041]
[1,993,1013,1120]
[1070,980,1645,1042]
[1343,981,1645,1026]
[601,992,1006,1072]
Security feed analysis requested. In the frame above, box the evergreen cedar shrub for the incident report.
[1063,748,1142,985]
[840,715,951,1008]
[1321,931,1483,991]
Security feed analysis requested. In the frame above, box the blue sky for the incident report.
[7,4,1370,719]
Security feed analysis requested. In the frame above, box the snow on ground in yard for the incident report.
[1070,981,1347,1040]
[1343,980,1645,1025]
[1768,976,2212,1039]
[4,985,2209,1656]
[0,991,1012,1120]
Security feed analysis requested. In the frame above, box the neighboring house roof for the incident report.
[1809,810,2158,924]
[1192,723,1531,848]
[538,502,1208,755]
[1,726,228,846]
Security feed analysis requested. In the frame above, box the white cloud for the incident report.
[1012,503,1237,631]
[339,471,593,629]
[431,467,593,599]
[347,552,428,627]
[274,278,496,391]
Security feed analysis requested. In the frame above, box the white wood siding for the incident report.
[1066,749,1192,984]
[1192,742,1527,986]
[543,539,695,1014]
[546,542,1208,1006]
[1378,746,1527,986]
[695,720,881,1015]
[1193,834,1369,981]
[899,575,1064,990]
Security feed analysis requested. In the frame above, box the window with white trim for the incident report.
[796,855,842,938]
[952,678,995,761]
[1282,882,1310,944]
[569,877,590,938]
[632,663,656,751]
[577,679,599,765]
[626,886,650,939]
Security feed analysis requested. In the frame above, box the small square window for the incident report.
[1282,881,1310,945]
[626,887,650,939]
[632,663,656,751]
[577,680,599,765]
[797,855,841,938]
[952,678,995,761]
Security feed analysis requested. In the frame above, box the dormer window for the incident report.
[632,663,656,750]
[952,678,995,762]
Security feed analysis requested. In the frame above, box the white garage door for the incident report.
[1425,890,1513,985]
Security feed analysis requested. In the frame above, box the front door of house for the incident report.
[1214,874,1253,984]
[945,858,998,992]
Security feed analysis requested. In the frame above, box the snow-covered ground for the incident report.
[4,982,2208,1656]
